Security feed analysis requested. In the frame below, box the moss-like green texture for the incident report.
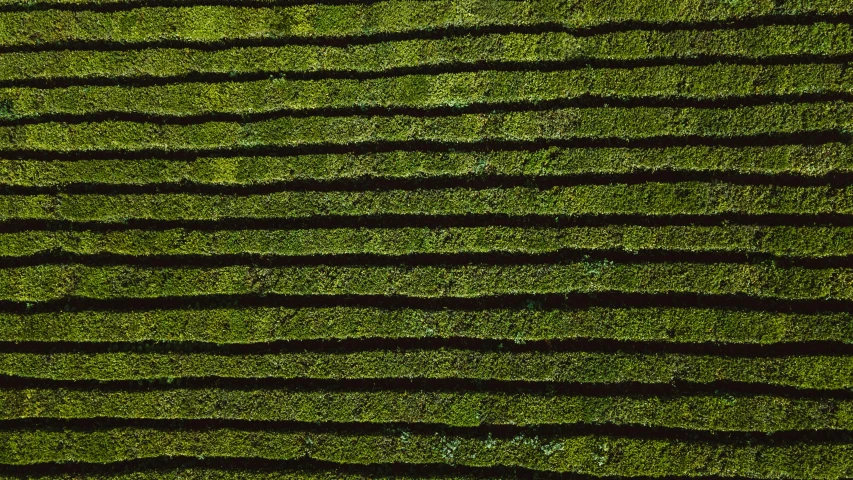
[2,24,852,83]
[3,428,853,477]
[0,471,390,480]
[0,472,436,480]
[0,263,851,302]
[1,350,852,389]
[2,144,852,187]
[3,102,853,152]
[0,307,851,344]
[3,388,852,432]
[2,0,852,48]
[3,183,853,221]
[3,64,853,118]
[2,2,853,475]
[3,225,853,258]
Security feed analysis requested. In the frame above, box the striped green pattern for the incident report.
[1,0,852,478]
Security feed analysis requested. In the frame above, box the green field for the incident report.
[1,0,853,478]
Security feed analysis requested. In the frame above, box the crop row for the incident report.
[2,24,852,85]
[0,306,850,344]
[2,0,853,49]
[4,470,400,480]
[3,388,852,432]
[2,427,853,477]
[1,262,852,302]
[3,144,853,187]
[5,64,853,119]
[0,0,849,21]
[1,350,852,389]
[3,225,853,258]
[3,183,853,222]
[5,103,853,152]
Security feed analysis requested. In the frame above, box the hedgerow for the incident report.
[2,24,851,84]
[0,471,437,480]
[0,262,851,302]
[2,428,853,477]
[2,0,852,49]
[2,143,853,188]
[0,306,851,345]
[2,388,851,432]
[2,0,853,475]
[1,350,851,389]
[0,0,850,16]
[2,225,852,258]
[3,64,853,118]
[0,183,847,222]
[0,471,388,480]
[4,102,853,152]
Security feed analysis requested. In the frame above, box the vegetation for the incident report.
[1,143,853,188]
[1,349,852,389]
[3,225,853,258]
[3,388,853,431]
[2,102,853,152]
[3,183,853,222]
[1,306,851,344]
[3,24,853,84]
[6,64,853,118]
[3,1,853,48]
[3,428,853,477]
[0,262,852,302]
[1,0,851,477]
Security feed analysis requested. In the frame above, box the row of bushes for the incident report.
[2,427,853,477]
[2,183,851,221]
[4,64,853,119]
[1,306,850,344]
[1,348,852,388]
[2,24,851,84]
[2,225,852,258]
[2,0,852,48]
[3,387,851,431]
[0,469,380,480]
[5,102,853,151]
[0,262,851,302]
[2,144,852,187]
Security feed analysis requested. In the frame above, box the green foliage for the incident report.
[0,306,850,344]
[1,183,851,222]
[2,0,852,49]
[0,471,397,480]
[1,349,852,389]
[2,428,853,477]
[4,64,853,118]
[1,1,853,476]
[3,102,853,152]
[1,143,851,187]
[3,24,853,84]
[2,225,853,258]
[0,262,851,302]
[3,388,853,432]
